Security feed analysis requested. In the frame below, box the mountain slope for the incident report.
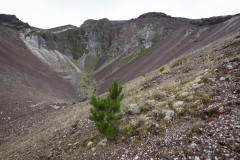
[96,14,240,94]
[0,18,80,124]
[0,25,239,159]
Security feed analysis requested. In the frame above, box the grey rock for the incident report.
[227,64,233,70]
[229,57,240,62]
[223,58,230,63]
[220,77,226,81]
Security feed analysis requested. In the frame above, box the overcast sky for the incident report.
[1,0,240,29]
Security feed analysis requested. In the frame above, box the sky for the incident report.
[1,0,240,29]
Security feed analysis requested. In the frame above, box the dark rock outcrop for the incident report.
[0,14,30,29]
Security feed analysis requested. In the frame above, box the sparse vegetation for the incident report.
[89,78,124,138]
[159,66,165,72]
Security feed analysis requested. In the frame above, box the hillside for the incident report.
[96,13,240,94]
[0,15,81,125]
[0,24,239,159]
[18,12,240,97]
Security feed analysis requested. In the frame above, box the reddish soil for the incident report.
[96,15,240,94]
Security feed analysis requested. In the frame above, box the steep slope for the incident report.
[1,26,239,159]
[0,16,80,125]
[96,14,240,94]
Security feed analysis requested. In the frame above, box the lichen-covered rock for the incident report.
[128,103,141,114]
[192,83,204,89]
[98,138,107,147]
[167,97,175,105]
[158,101,167,108]
[220,77,226,81]
[87,141,93,148]
[186,95,194,101]
[152,109,160,116]
[175,107,184,114]
[162,109,174,121]
[145,99,157,108]
[180,92,190,98]
[130,115,150,128]
[172,101,184,109]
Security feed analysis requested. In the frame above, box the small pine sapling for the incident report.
[89,78,124,138]
[159,66,165,72]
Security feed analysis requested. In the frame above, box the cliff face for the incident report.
[25,12,240,73]
[27,12,184,61]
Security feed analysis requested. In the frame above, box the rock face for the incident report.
[0,14,30,30]
[29,14,182,62]
[22,12,240,75]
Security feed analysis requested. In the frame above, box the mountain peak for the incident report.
[138,12,170,19]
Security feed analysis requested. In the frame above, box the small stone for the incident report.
[235,125,240,129]
[229,57,240,62]
[223,58,229,63]
[227,64,233,70]
[87,141,93,147]
[98,138,107,147]
[51,105,59,110]
[220,77,226,81]
[225,154,230,157]
[155,123,160,129]
[91,147,96,152]
[195,156,200,160]
[208,77,216,82]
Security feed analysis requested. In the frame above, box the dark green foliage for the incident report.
[159,66,165,72]
[89,78,124,138]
